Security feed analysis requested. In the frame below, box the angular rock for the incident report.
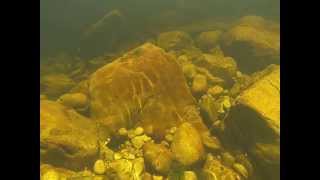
[195,53,238,87]
[221,16,280,73]
[143,142,173,174]
[171,122,204,166]
[88,43,209,139]
[224,65,280,180]
[225,65,280,145]
[40,100,98,170]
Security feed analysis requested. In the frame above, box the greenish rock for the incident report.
[199,95,220,125]
[171,122,204,166]
[182,63,197,80]
[221,152,236,167]
[157,31,194,51]
[221,16,280,73]
[40,73,76,98]
[194,53,237,87]
[196,30,223,52]
[143,142,173,174]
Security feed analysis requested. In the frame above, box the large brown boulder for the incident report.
[224,65,280,180]
[40,100,99,171]
[221,16,280,73]
[88,43,209,140]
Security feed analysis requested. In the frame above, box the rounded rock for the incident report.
[192,74,208,95]
[183,171,198,180]
[171,122,204,166]
[118,128,128,136]
[42,170,60,180]
[165,134,174,142]
[93,159,106,175]
[134,127,144,136]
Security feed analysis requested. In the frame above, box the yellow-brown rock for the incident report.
[88,43,209,139]
[171,122,204,166]
[225,65,280,180]
[143,142,173,174]
[202,154,241,180]
[40,100,98,171]
[57,93,89,110]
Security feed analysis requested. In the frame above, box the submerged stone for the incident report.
[157,31,194,51]
[221,16,280,73]
[196,30,223,52]
[143,142,173,174]
[88,43,209,139]
[171,122,204,166]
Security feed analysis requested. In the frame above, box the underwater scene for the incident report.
[40,0,280,180]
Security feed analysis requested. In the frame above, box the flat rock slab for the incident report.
[88,43,209,139]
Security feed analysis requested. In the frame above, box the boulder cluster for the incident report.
[40,15,279,180]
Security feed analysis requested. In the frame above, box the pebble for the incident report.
[93,159,106,175]
[118,128,128,136]
[134,126,144,136]
[165,134,174,142]
[183,171,198,180]
[114,153,122,160]
[169,127,177,134]
[128,130,137,139]
[233,163,249,178]
[153,175,164,180]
